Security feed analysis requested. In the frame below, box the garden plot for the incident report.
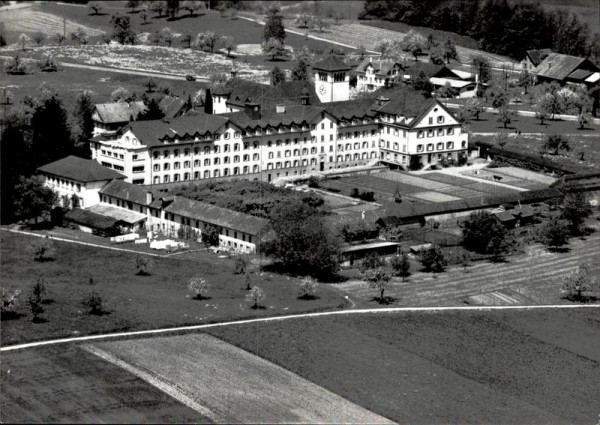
[411,191,461,203]
[86,334,391,424]
[377,171,449,190]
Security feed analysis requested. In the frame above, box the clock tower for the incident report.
[313,55,351,103]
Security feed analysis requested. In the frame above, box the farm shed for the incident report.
[87,203,147,233]
[64,208,122,237]
[340,241,400,267]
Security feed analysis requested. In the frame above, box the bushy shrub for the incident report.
[298,277,318,299]
[30,239,54,262]
[188,276,210,300]
[135,255,153,276]
[245,286,265,309]
[233,255,249,274]
[1,288,22,319]
[82,291,104,315]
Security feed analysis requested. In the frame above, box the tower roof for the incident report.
[312,55,351,72]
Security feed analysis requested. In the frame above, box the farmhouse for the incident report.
[520,48,553,72]
[37,155,125,208]
[355,57,403,93]
[92,101,147,136]
[531,52,599,86]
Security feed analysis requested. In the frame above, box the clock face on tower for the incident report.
[318,84,327,96]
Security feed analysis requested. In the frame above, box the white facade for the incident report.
[41,175,108,208]
[356,62,401,93]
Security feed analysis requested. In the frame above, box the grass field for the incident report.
[0,231,345,346]
[207,308,600,424]
[85,334,390,424]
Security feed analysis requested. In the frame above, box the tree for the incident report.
[543,134,570,155]
[466,97,485,120]
[73,90,94,157]
[160,27,175,47]
[202,31,218,52]
[561,193,592,236]
[473,56,491,83]
[188,275,209,299]
[166,0,180,19]
[496,106,516,129]
[138,98,165,120]
[110,13,136,44]
[401,30,426,61]
[419,245,446,272]
[89,1,102,15]
[70,27,88,45]
[314,16,330,33]
[149,31,162,45]
[443,38,457,63]
[263,5,286,43]
[53,33,66,45]
[436,82,458,99]
[145,78,157,93]
[577,113,589,130]
[264,200,340,277]
[245,286,265,309]
[391,252,411,281]
[463,211,509,256]
[37,52,58,72]
[270,66,286,86]
[221,35,235,57]
[534,84,565,120]
[360,252,386,272]
[110,87,136,102]
[364,267,392,303]
[202,223,220,248]
[233,255,248,274]
[517,70,533,95]
[561,264,598,302]
[18,33,31,51]
[411,70,433,98]
[28,278,47,322]
[30,239,55,262]
[135,255,154,275]
[429,43,445,65]
[126,0,139,13]
[1,288,21,320]
[151,0,167,17]
[534,103,550,125]
[14,177,58,224]
[540,218,570,250]
[32,31,46,46]
[262,37,286,61]
[5,54,28,75]
[82,291,104,315]
[182,0,203,16]
[140,6,150,24]
[298,277,318,299]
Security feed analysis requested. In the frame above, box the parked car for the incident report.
[185,75,196,81]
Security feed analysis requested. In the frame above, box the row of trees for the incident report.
[1,89,94,223]
[360,0,597,61]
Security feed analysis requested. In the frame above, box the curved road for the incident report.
[2,304,597,352]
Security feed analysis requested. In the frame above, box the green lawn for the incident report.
[208,308,600,424]
[0,231,345,346]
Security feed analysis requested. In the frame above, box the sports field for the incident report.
[461,166,557,190]
[322,170,523,203]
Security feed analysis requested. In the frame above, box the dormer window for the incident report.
[437,116,445,124]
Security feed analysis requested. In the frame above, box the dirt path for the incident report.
[59,62,209,81]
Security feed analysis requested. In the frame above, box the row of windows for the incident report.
[153,166,261,183]
[101,149,124,160]
[417,127,455,138]
[101,162,124,171]
[45,176,81,192]
[416,141,467,152]
[338,141,375,151]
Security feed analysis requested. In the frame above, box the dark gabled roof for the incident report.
[370,86,436,120]
[64,208,121,229]
[215,79,321,109]
[495,211,516,222]
[123,114,230,148]
[93,101,147,124]
[38,156,125,183]
[312,55,351,72]
[325,97,378,120]
[159,96,187,119]
[99,179,153,205]
[224,104,326,129]
[406,62,445,79]
[163,196,269,236]
[566,68,594,81]
[525,49,552,66]
[535,53,598,81]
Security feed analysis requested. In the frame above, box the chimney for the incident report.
[276,104,286,114]
[146,192,153,205]
[376,96,390,106]
[300,88,310,106]
[244,102,261,120]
